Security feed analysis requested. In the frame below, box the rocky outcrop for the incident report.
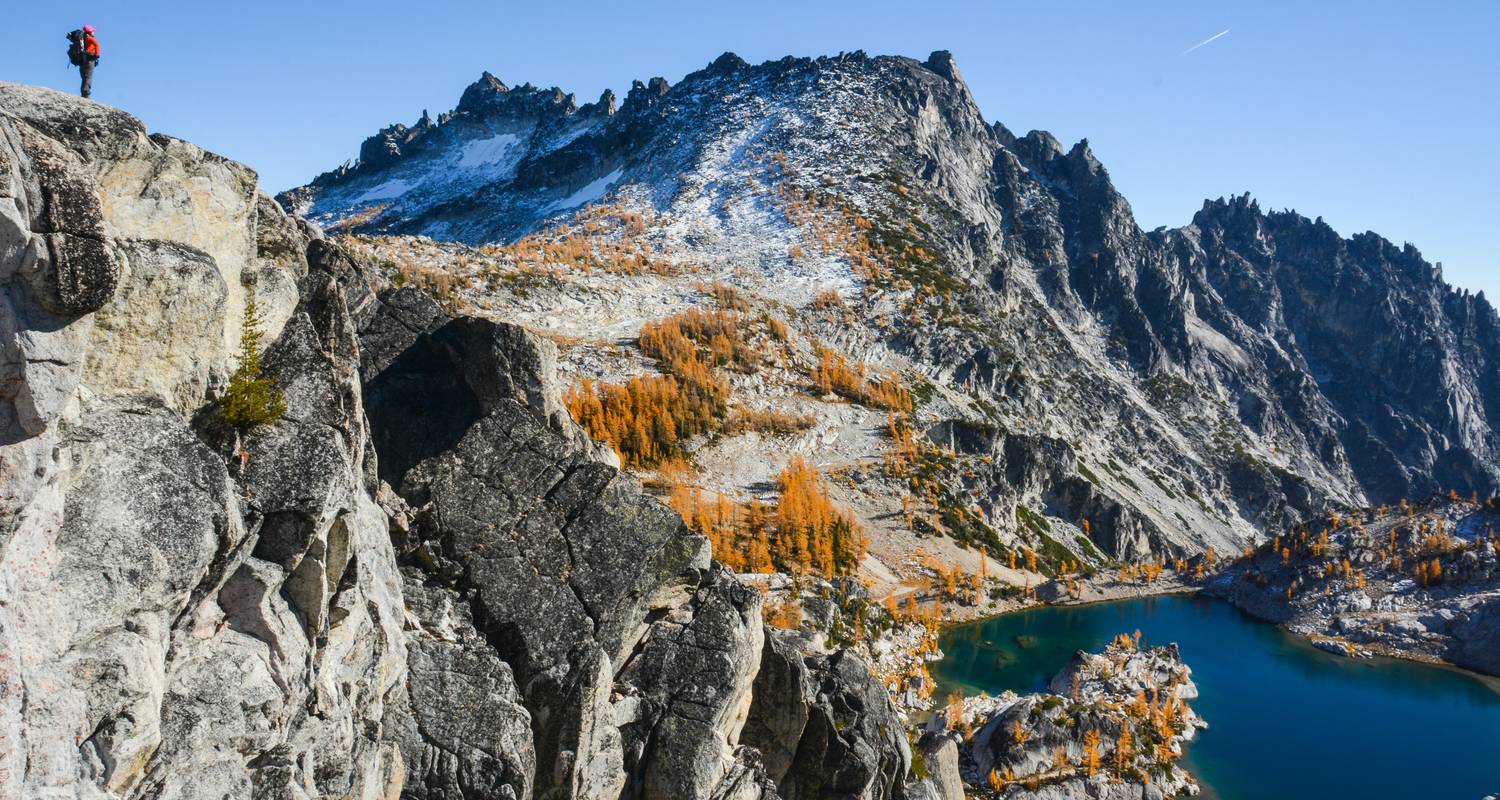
[616,569,764,800]
[385,570,535,800]
[7,402,243,797]
[1,105,118,441]
[904,733,963,800]
[1451,595,1500,676]
[141,239,406,800]
[357,291,916,800]
[741,631,911,800]
[2,85,920,800]
[358,287,712,798]
[741,631,814,784]
[1,82,407,800]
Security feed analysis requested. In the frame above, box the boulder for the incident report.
[1451,595,1500,676]
[10,121,117,315]
[82,238,226,412]
[0,82,285,362]
[904,732,962,800]
[386,571,535,800]
[0,112,116,439]
[617,569,765,800]
[740,630,814,783]
[757,649,911,800]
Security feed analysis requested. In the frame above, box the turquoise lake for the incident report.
[933,594,1500,799]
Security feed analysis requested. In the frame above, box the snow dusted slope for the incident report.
[284,51,1500,572]
[282,71,617,239]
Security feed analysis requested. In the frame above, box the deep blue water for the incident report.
[933,595,1500,799]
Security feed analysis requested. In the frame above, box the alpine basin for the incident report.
[933,595,1500,799]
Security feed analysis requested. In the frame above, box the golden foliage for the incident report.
[811,346,912,411]
[489,201,674,276]
[1083,729,1102,777]
[774,456,868,576]
[564,375,719,468]
[658,457,864,579]
[809,289,846,312]
[1114,725,1133,772]
[723,408,816,436]
[765,595,802,629]
[764,314,790,342]
[668,484,775,574]
[566,303,769,468]
[641,307,757,377]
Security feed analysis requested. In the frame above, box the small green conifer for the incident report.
[221,295,286,429]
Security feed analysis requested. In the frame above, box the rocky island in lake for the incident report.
[924,637,1205,799]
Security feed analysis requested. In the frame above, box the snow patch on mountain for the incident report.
[550,168,623,211]
[354,178,416,203]
[458,132,520,168]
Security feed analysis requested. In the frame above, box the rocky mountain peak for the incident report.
[1009,128,1068,164]
[1065,137,1103,172]
[708,51,749,73]
[624,76,673,111]
[456,69,510,111]
[924,49,962,82]
[585,88,617,117]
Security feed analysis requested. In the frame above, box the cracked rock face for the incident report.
[11,402,240,796]
[743,631,911,800]
[356,291,919,800]
[386,570,536,800]
[616,569,765,800]
[358,288,720,798]
[1,84,404,800]
[904,733,963,800]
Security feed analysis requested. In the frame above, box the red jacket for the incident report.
[84,33,100,58]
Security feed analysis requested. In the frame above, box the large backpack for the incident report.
[66,30,85,66]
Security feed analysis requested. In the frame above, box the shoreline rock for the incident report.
[1206,498,1500,679]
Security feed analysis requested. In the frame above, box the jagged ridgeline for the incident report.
[284,49,1500,573]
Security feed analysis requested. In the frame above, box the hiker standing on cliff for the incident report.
[66,26,101,98]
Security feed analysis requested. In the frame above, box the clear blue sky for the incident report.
[5,1,1496,297]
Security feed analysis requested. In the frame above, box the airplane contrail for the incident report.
[1182,29,1230,55]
